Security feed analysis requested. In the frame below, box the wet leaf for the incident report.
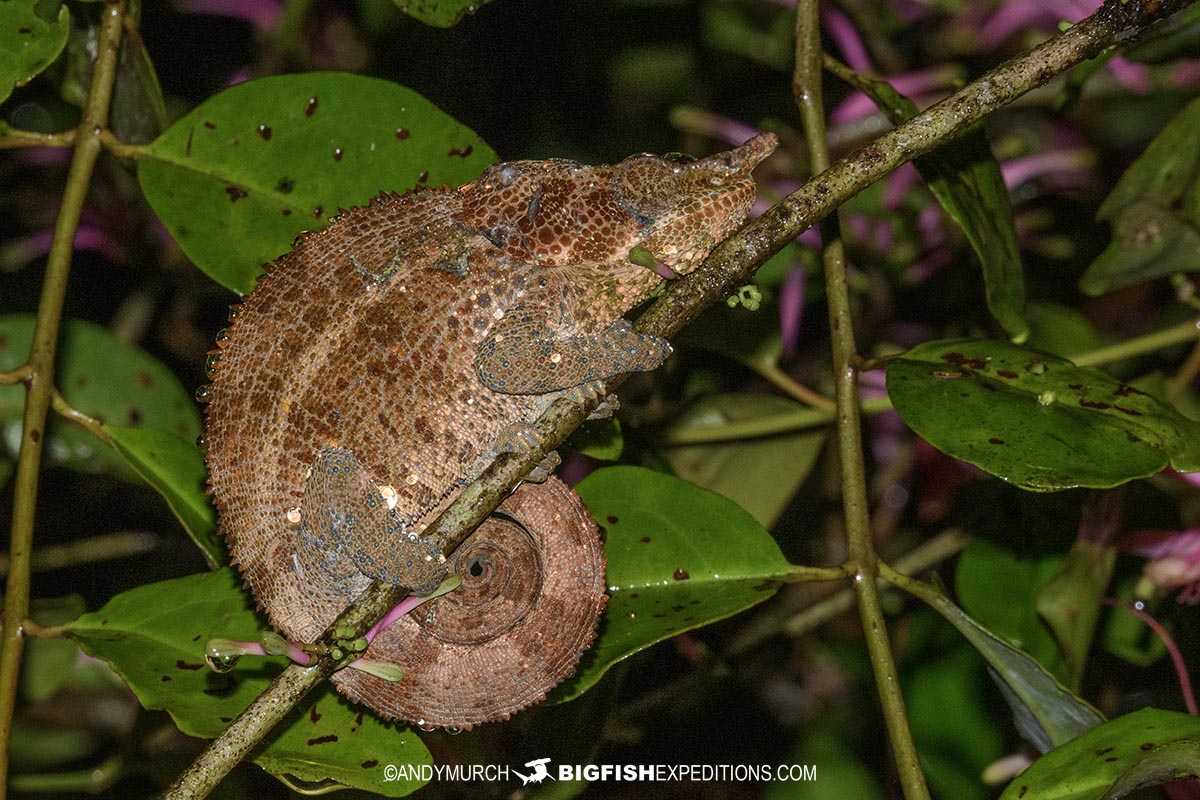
[64,569,432,797]
[886,338,1200,491]
[663,394,825,529]
[105,425,222,568]
[552,466,815,702]
[0,0,69,106]
[832,70,1027,341]
[0,315,202,484]
[1081,98,1200,295]
[138,72,496,294]
[390,0,493,27]
[921,587,1104,752]
[999,707,1200,800]
[1036,540,1116,687]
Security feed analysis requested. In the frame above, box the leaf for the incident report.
[64,569,432,796]
[1036,540,1116,687]
[551,466,810,702]
[886,338,1200,491]
[663,394,825,529]
[564,418,623,462]
[390,0,493,27]
[0,315,202,483]
[921,588,1104,752]
[999,707,1200,800]
[1081,98,1200,296]
[829,68,1027,341]
[138,72,497,294]
[955,539,1069,683]
[22,596,86,703]
[0,0,69,106]
[109,27,168,145]
[906,645,1004,800]
[105,425,222,568]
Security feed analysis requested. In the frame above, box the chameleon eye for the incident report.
[612,156,680,223]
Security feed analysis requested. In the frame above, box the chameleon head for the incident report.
[461,133,778,272]
[612,132,779,275]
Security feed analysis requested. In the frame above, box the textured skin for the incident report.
[203,133,777,728]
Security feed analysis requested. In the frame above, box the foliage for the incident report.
[3,0,1200,798]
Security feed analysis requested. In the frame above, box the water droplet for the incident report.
[395,127,410,140]
[227,306,242,321]
[445,727,462,736]
[333,148,344,161]
[194,384,213,403]
[205,351,222,378]
[214,327,231,344]
[205,640,244,672]
[305,96,319,117]
[416,720,437,732]
[195,433,208,451]
[256,124,272,140]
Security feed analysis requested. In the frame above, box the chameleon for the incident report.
[202,132,777,729]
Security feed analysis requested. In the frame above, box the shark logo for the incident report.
[513,758,552,785]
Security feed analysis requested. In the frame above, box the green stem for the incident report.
[794,0,929,796]
[0,2,126,795]
[661,395,892,445]
[1069,318,1200,367]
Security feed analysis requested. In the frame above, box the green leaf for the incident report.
[955,539,1068,682]
[663,394,825,529]
[22,595,86,703]
[1024,302,1111,360]
[828,68,1027,341]
[1081,98,1200,296]
[886,338,1200,491]
[105,425,222,568]
[999,707,1200,800]
[921,587,1104,753]
[64,569,432,796]
[390,0,493,27]
[907,645,1004,800]
[552,466,809,702]
[0,0,69,106]
[1035,540,1116,688]
[0,315,202,483]
[1123,2,1200,64]
[109,27,168,145]
[564,418,623,461]
[138,72,497,294]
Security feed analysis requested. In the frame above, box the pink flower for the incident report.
[1120,528,1200,603]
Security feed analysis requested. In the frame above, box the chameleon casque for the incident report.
[202,132,777,729]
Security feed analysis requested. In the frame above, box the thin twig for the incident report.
[0,128,76,149]
[0,2,127,796]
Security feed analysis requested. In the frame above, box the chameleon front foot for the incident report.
[294,448,447,596]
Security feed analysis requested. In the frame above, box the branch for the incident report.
[636,0,1195,338]
[0,1,127,796]
[165,0,1195,795]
